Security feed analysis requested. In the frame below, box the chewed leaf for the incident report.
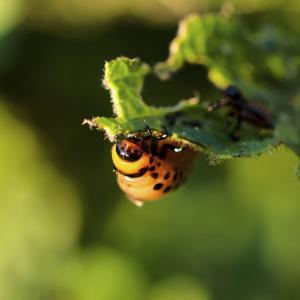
[84,57,201,142]
[84,57,278,160]
[84,14,300,168]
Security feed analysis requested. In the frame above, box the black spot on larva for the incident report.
[173,171,178,181]
[153,183,163,190]
[116,166,148,178]
[157,161,161,167]
[150,140,158,155]
[163,186,171,193]
[149,166,155,171]
[149,156,154,164]
[164,172,170,180]
[150,172,159,179]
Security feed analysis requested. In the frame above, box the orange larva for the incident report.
[111,134,196,206]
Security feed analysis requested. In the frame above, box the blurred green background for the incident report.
[1,0,300,299]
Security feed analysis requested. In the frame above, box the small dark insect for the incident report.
[209,85,274,140]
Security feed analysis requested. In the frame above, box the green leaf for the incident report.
[155,14,300,91]
[84,14,300,167]
[84,57,200,144]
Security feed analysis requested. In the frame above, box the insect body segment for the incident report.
[112,135,196,206]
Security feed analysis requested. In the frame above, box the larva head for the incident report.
[112,139,149,176]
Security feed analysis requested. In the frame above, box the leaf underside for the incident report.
[84,14,300,169]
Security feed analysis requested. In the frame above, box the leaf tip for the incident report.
[82,118,97,130]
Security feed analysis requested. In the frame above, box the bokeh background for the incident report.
[1,0,300,299]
